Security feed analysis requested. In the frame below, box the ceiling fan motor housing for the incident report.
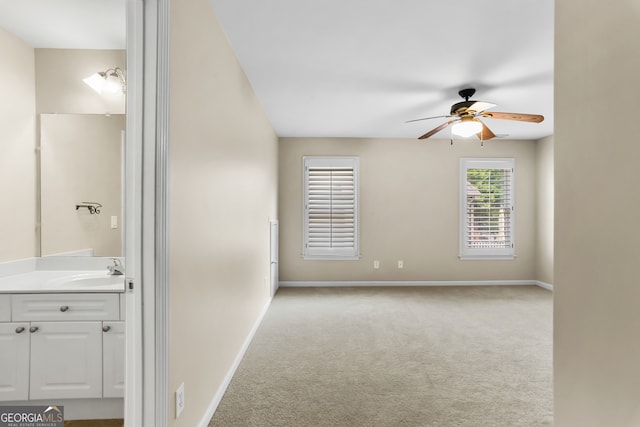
[450,88,478,115]
[450,100,477,116]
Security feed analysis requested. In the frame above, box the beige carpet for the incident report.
[209,286,553,427]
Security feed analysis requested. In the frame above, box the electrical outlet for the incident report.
[176,383,185,418]
[373,260,380,269]
[398,260,404,269]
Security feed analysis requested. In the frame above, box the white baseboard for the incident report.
[198,296,273,427]
[536,281,554,291]
[280,280,554,292]
[279,280,538,287]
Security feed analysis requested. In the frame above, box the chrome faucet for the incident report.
[107,258,124,276]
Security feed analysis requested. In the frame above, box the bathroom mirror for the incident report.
[0,1,126,262]
[40,113,125,257]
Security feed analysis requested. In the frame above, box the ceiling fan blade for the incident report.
[476,120,496,141]
[406,115,452,123]
[418,120,454,140]
[467,101,496,114]
[481,111,544,123]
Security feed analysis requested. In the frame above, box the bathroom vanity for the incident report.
[0,263,125,403]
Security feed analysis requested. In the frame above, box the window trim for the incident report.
[302,156,360,260]
[459,158,515,260]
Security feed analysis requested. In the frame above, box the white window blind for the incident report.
[303,157,359,259]
[460,158,515,259]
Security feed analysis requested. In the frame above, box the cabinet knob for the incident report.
[29,326,39,333]
[60,305,69,312]
[15,327,25,334]
[102,325,111,332]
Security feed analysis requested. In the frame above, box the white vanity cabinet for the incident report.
[0,292,124,402]
[102,321,125,398]
[0,322,30,400]
[0,295,10,321]
[29,321,103,399]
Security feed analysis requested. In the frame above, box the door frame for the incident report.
[124,0,170,425]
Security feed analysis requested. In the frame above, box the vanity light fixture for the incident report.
[83,67,126,95]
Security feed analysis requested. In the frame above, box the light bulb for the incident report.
[82,69,125,95]
[82,73,107,94]
[452,119,482,137]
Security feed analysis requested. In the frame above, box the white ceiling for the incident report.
[209,0,554,140]
[0,0,554,140]
[0,0,125,49]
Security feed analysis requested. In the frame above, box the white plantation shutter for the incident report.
[460,158,515,259]
[303,157,359,259]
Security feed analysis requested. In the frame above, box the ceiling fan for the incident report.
[408,88,544,141]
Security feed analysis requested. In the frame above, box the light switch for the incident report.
[111,215,118,229]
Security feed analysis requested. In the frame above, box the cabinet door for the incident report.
[29,322,102,400]
[0,323,30,401]
[102,321,125,398]
[0,295,10,322]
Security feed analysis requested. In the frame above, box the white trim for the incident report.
[197,298,273,427]
[459,253,518,261]
[154,0,170,424]
[124,0,144,425]
[460,157,515,260]
[302,156,360,260]
[279,280,539,287]
[536,281,554,291]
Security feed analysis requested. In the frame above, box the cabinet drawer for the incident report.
[0,295,9,322]
[12,294,119,321]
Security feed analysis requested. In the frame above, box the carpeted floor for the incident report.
[208,286,553,427]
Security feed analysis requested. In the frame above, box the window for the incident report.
[460,158,514,259]
[303,157,359,259]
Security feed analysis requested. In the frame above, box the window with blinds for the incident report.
[460,158,515,259]
[303,157,359,259]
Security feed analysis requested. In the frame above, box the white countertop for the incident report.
[0,270,125,293]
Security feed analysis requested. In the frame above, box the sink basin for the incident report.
[46,271,125,290]
[0,270,125,293]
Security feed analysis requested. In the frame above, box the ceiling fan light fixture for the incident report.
[451,118,482,137]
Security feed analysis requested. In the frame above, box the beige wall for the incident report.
[35,49,125,115]
[0,28,37,262]
[40,114,123,257]
[535,136,553,285]
[555,1,640,425]
[168,0,278,425]
[279,137,537,282]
